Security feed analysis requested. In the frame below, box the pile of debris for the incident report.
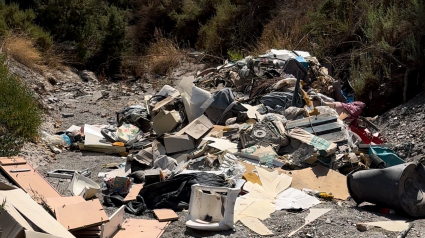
[0,49,422,238]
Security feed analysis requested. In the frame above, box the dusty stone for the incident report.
[62,113,74,118]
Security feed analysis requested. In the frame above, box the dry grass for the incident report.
[250,0,319,56]
[2,35,65,72]
[3,36,42,69]
[145,30,185,76]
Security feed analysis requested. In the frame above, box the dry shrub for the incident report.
[145,30,185,76]
[250,0,319,55]
[3,36,41,69]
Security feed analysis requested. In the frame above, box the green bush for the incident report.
[0,1,53,50]
[134,0,279,56]
[0,55,42,156]
[34,0,128,69]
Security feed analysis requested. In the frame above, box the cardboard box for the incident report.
[152,110,182,136]
[176,115,213,139]
[163,134,195,154]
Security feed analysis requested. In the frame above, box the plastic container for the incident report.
[369,147,404,167]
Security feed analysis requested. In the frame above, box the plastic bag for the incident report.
[176,76,212,122]
[40,131,70,153]
[261,113,288,124]
[315,106,339,117]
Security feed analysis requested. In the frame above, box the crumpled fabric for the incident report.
[341,101,365,118]
[116,105,150,132]
[137,172,232,211]
[104,192,147,215]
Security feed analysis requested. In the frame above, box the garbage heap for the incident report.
[1,49,422,238]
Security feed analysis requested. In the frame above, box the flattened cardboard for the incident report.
[0,160,61,201]
[45,196,85,214]
[177,115,213,139]
[163,134,195,154]
[153,209,179,222]
[240,217,273,236]
[123,183,144,202]
[55,199,109,231]
[203,137,238,151]
[152,110,182,136]
[0,188,74,238]
[290,165,349,200]
[0,157,26,165]
[100,205,125,238]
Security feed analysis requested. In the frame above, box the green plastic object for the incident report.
[369,147,405,167]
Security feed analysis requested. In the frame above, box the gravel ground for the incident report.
[1,64,425,237]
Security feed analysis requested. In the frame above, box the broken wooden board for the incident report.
[25,231,62,238]
[55,199,109,231]
[357,221,410,232]
[0,157,27,165]
[153,209,179,222]
[290,165,349,200]
[78,142,126,154]
[286,115,337,129]
[113,219,169,238]
[153,95,176,112]
[0,160,61,201]
[100,206,125,238]
[45,196,85,214]
[123,183,144,202]
[0,188,75,238]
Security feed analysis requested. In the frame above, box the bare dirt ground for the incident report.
[2,62,425,238]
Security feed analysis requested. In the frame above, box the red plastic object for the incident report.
[350,126,385,144]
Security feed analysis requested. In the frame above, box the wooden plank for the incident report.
[286,115,337,129]
[25,230,62,238]
[100,206,125,238]
[0,161,61,201]
[302,122,342,135]
[0,189,75,238]
[114,219,169,238]
[0,157,27,165]
[123,183,144,202]
[55,199,109,231]
[153,209,179,222]
[45,196,86,214]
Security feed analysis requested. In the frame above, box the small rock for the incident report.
[101,113,107,118]
[62,113,74,118]
[48,97,58,103]
[326,218,331,224]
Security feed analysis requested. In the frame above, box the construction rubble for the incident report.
[1,49,423,238]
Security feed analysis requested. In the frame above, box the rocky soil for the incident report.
[1,59,425,238]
